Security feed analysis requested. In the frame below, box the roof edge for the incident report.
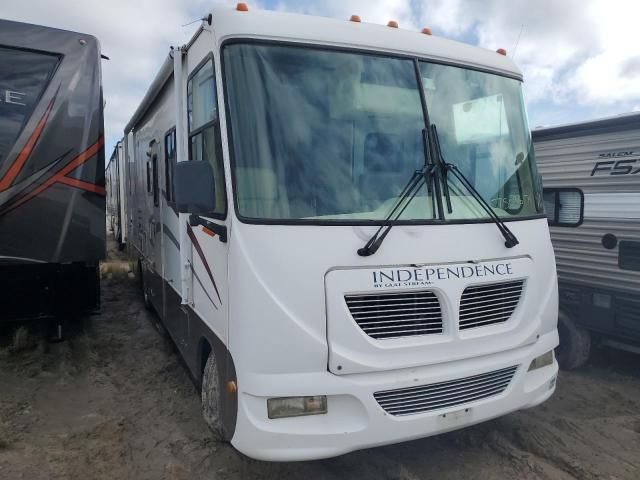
[533,112,640,141]
[124,52,173,134]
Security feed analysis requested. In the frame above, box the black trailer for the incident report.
[0,20,105,322]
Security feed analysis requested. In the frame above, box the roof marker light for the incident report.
[496,48,507,56]
[422,27,432,35]
[350,15,361,22]
[236,2,249,11]
[387,20,398,28]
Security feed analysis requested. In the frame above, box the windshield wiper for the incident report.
[430,124,519,249]
[357,164,434,257]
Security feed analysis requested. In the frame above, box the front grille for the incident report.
[344,290,442,340]
[374,365,518,416]
[459,280,525,330]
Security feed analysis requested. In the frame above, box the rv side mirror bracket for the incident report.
[189,214,228,243]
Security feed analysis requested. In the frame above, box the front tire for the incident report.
[556,311,591,370]
[202,352,226,441]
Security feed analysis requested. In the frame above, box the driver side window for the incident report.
[187,56,226,218]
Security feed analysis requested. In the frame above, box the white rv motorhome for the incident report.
[534,113,640,368]
[119,5,559,461]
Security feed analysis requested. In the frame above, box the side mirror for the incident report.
[175,160,216,214]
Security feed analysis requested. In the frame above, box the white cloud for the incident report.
[0,0,241,154]
[420,0,640,125]
[569,0,640,104]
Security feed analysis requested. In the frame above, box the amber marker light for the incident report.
[202,226,216,237]
[350,15,361,22]
[387,20,399,28]
[227,381,238,393]
[496,48,507,56]
[422,27,433,35]
[236,2,249,11]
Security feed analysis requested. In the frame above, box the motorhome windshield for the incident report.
[223,43,542,222]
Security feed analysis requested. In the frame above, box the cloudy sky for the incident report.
[2,0,639,157]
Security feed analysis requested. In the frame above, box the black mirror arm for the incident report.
[189,214,228,243]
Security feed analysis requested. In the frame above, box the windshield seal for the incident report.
[220,38,544,226]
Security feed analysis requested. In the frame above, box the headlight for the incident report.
[267,395,327,419]
[528,350,554,371]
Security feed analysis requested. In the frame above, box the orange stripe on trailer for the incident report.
[57,176,107,195]
[0,99,55,191]
[0,136,104,215]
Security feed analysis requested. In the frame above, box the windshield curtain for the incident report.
[223,43,542,222]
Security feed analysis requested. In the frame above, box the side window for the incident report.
[164,129,176,203]
[152,154,159,207]
[0,46,59,166]
[543,188,583,226]
[619,241,640,272]
[187,56,226,217]
[146,161,151,193]
[151,155,160,207]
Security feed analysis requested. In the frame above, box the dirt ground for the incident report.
[1,243,639,479]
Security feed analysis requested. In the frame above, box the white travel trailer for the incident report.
[534,113,640,368]
[120,4,559,461]
[106,140,127,247]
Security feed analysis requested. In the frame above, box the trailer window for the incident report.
[152,154,159,207]
[187,57,226,218]
[164,129,176,203]
[619,241,640,272]
[543,188,583,226]
[0,46,59,166]
[146,161,151,193]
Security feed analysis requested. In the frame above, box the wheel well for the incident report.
[199,337,212,380]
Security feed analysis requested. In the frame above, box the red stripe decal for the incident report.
[0,99,55,191]
[0,136,105,215]
[187,223,223,305]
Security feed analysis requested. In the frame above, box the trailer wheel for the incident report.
[202,352,226,441]
[556,311,591,370]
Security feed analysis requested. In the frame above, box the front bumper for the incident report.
[231,329,558,461]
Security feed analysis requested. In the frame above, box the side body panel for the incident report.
[124,28,235,434]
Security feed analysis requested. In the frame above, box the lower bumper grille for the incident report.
[374,365,518,416]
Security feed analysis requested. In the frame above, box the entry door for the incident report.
[184,53,230,348]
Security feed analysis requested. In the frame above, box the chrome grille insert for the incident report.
[345,290,442,339]
[459,280,524,330]
[374,365,518,416]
